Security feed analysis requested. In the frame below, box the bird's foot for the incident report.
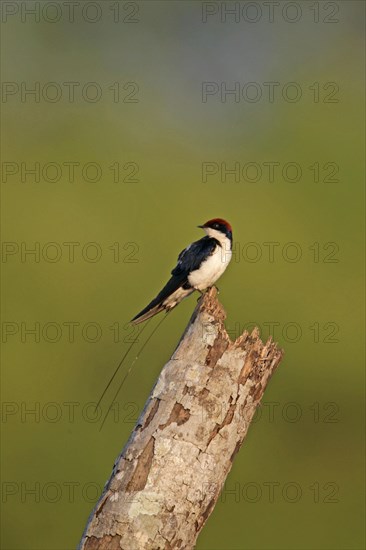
[196,286,219,302]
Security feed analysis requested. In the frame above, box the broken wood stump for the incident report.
[79,287,284,550]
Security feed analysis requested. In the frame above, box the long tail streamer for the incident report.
[94,320,152,414]
[99,311,169,431]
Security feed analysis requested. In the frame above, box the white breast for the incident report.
[188,240,232,291]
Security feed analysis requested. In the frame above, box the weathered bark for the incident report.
[79,287,284,550]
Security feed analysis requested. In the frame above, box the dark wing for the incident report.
[130,237,218,324]
[172,236,218,277]
[130,272,187,324]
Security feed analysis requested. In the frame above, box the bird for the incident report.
[131,218,233,324]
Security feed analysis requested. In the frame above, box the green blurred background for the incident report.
[1,1,365,549]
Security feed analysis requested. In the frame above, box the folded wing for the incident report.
[130,236,218,324]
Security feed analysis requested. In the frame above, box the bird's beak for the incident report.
[197,225,204,228]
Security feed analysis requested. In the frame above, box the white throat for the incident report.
[204,227,230,247]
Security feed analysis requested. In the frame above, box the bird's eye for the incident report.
[213,223,219,229]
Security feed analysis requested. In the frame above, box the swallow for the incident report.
[131,218,233,324]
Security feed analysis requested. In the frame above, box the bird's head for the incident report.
[198,218,233,242]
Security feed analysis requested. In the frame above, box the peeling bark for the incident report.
[78,288,284,550]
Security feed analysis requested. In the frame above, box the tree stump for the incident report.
[79,287,284,550]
